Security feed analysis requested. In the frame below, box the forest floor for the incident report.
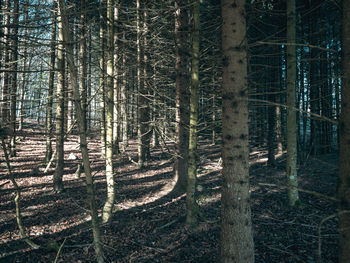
[0,121,339,263]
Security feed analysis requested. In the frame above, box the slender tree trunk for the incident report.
[136,0,148,168]
[57,1,104,261]
[113,0,120,154]
[142,5,151,160]
[102,0,115,225]
[151,63,159,148]
[99,3,106,158]
[338,1,350,261]
[87,28,92,130]
[54,3,66,192]
[174,0,190,192]
[121,31,128,151]
[186,0,199,227]
[286,0,299,206]
[308,1,321,155]
[1,0,10,127]
[79,0,87,132]
[9,0,19,157]
[45,6,56,164]
[37,66,43,124]
[1,135,40,249]
[220,1,254,262]
[212,94,216,145]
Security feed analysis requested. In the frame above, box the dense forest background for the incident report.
[0,0,348,262]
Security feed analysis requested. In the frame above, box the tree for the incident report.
[9,0,19,157]
[54,1,66,192]
[45,2,56,164]
[286,0,299,206]
[186,0,199,227]
[174,0,190,192]
[338,0,350,260]
[79,0,87,131]
[99,0,106,158]
[102,0,115,225]
[220,0,254,262]
[113,0,119,154]
[1,0,10,127]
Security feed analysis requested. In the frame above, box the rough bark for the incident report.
[99,3,106,158]
[45,4,56,164]
[113,0,120,154]
[79,0,87,132]
[102,0,115,225]
[286,0,299,206]
[338,0,350,261]
[174,0,190,192]
[121,31,128,151]
[9,0,19,157]
[186,0,199,227]
[220,0,254,262]
[1,0,10,127]
[54,4,66,192]
[136,0,149,168]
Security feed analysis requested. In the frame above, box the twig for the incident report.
[318,210,350,263]
[258,183,338,202]
[54,238,67,263]
[129,240,167,253]
[263,243,306,263]
[1,135,40,249]
[155,218,179,231]
[0,181,10,187]
[44,121,77,173]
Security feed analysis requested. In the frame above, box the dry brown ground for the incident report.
[0,121,338,262]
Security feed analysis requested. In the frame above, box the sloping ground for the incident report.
[0,122,338,262]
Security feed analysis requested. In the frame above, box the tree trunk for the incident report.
[1,0,10,127]
[338,0,350,261]
[113,0,120,154]
[99,3,106,158]
[79,0,87,132]
[174,0,190,192]
[186,0,199,227]
[102,0,115,225]
[286,0,299,206]
[142,5,151,160]
[136,0,149,168]
[54,3,66,192]
[45,5,56,164]
[121,31,128,151]
[9,0,19,157]
[57,0,104,261]
[220,0,254,262]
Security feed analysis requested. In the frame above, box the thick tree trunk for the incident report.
[186,0,199,227]
[338,1,350,261]
[286,0,299,206]
[220,0,254,262]
[174,0,190,192]
[57,0,104,261]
